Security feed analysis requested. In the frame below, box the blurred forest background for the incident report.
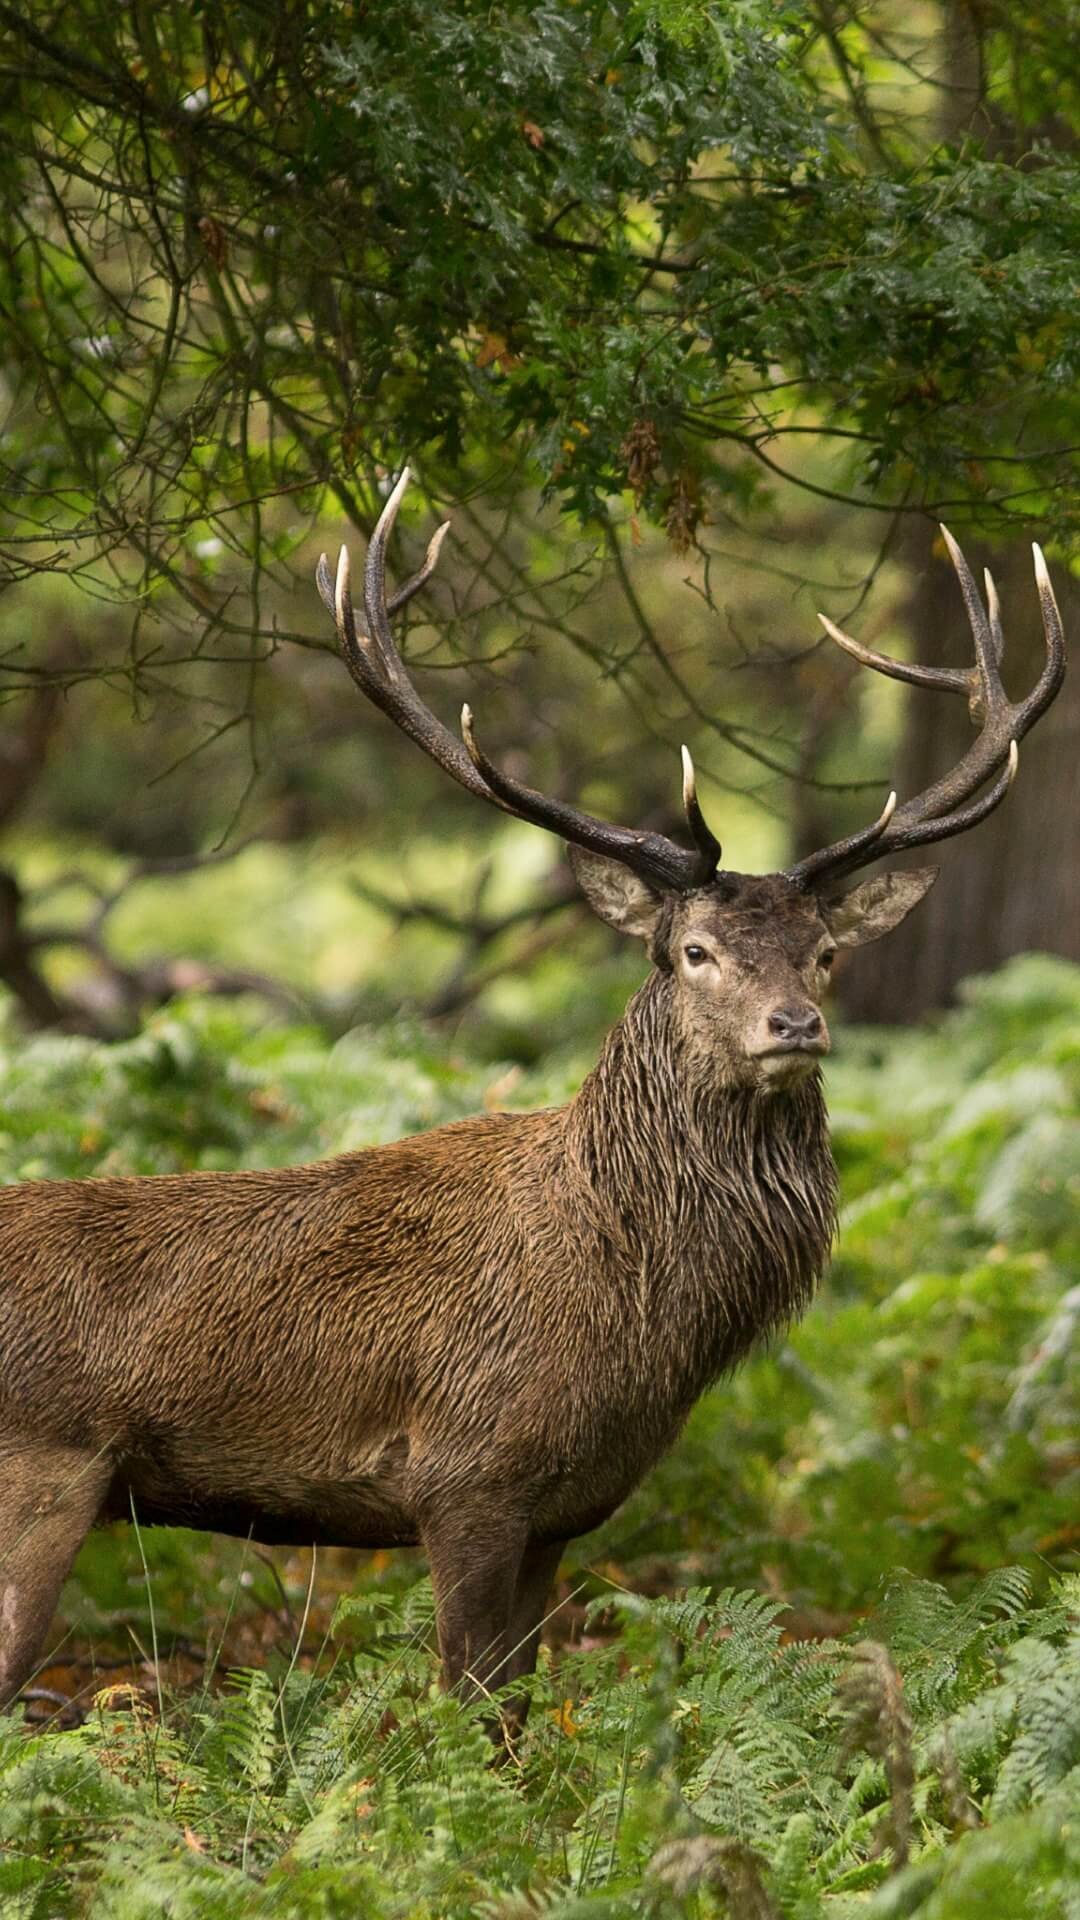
[3,3,1080,1917]
[0,0,1077,1044]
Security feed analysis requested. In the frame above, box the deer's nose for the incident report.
[768,1005,823,1044]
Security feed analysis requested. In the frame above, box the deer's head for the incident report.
[563,855,935,1090]
[318,471,1065,1092]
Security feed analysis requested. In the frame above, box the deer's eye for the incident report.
[819,948,836,971]
[684,944,709,966]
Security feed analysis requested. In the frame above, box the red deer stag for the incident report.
[0,474,1065,1728]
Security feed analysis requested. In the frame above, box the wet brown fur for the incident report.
[1,868,931,1720]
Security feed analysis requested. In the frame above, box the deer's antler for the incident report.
[786,530,1066,891]
[317,469,722,892]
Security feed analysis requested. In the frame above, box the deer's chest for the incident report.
[544,1177,828,1474]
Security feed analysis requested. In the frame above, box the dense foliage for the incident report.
[1,952,1078,1915]
[2,0,1079,634]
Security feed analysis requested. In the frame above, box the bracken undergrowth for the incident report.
[1,952,1079,1918]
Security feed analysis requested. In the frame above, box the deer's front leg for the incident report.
[500,1537,564,1738]
[0,1444,111,1711]
[420,1499,530,1706]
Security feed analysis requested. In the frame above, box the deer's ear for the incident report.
[567,846,665,941]
[819,867,938,948]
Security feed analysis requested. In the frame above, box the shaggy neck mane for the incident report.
[563,970,838,1387]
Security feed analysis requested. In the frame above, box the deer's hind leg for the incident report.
[0,1444,111,1711]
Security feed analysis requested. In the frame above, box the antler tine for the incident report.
[1028,543,1067,723]
[818,613,970,699]
[334,545,367,673]
[315,551,335,619]
[788,538,1066,892]
[788,790,897,889]
[387,519,452,614]
[316,545,377,686]
[939,526,1005,716]
[983,566,1004,665]
[362,467,413,681]
[321,474,450,680]
[816,522,1013,720]
[680,745,722,869]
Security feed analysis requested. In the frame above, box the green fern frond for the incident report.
[866,1569,1031,1717]
[768,1810,823,1919]
[990,1632,1080,1817]
[216,1668,279,1793]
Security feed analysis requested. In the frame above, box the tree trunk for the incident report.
[838,529,1080,1022]
[838,1,1078,1021]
